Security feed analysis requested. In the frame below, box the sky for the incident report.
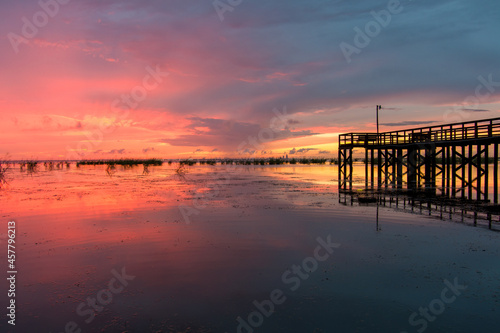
[1,0,499,160]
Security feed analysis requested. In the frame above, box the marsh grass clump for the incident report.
[0,161,9,189]
[268,158,285,165]
[179,159,196,166]
[141,159,163,166]
[75,158,162,176]
[105,163,116,177]
[169,158,331,166]
[25,160,38,174]
[310,158,327,164]
[18,160,38,174]
[44,161,54,171]
[76,158,163,168]
[199,160,217,166]
[175,163,188,176]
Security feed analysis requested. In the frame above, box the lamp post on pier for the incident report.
[376,105,382,144]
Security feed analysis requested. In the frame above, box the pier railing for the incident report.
[339,117,500,147]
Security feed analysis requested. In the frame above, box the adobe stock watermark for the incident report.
[178,106,291,224]
[236,106,291,155]
[51,267,135,333]
[213,0,244,22]
[444,73,500,123]
[235,235,340,333]
[64,65,169,162]
[400,277,467,333]
[7,0,71,54]
[340,0,404,64]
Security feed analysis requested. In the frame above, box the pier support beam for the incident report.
[468,145,473,200]
[338,148,353,191]
[424,145,436,195]
[484,144,489,202]
[397,149,403,189]
[495,144,498,204]
[446,146,451,197]
[477,144,482,201]
[408,148,417,191]
[365,148,368,188]
[451,146,457,198]
[377,149,382,188]
[371,149,375,189]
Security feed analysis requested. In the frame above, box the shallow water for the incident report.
[0,164,499,333]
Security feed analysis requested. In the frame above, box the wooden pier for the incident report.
[338,117,500,203]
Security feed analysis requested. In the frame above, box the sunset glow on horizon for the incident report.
[1,0,499,160]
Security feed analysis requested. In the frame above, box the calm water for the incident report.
[0,164,499,333]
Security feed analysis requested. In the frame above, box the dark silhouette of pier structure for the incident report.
[338,117,500,204]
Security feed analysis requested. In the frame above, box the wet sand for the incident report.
[1,164,499,332]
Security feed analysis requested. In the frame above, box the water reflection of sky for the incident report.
[0,164,499,333]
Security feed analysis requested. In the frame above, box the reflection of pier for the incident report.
[338,117,500,203]
[339,190,500,231]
